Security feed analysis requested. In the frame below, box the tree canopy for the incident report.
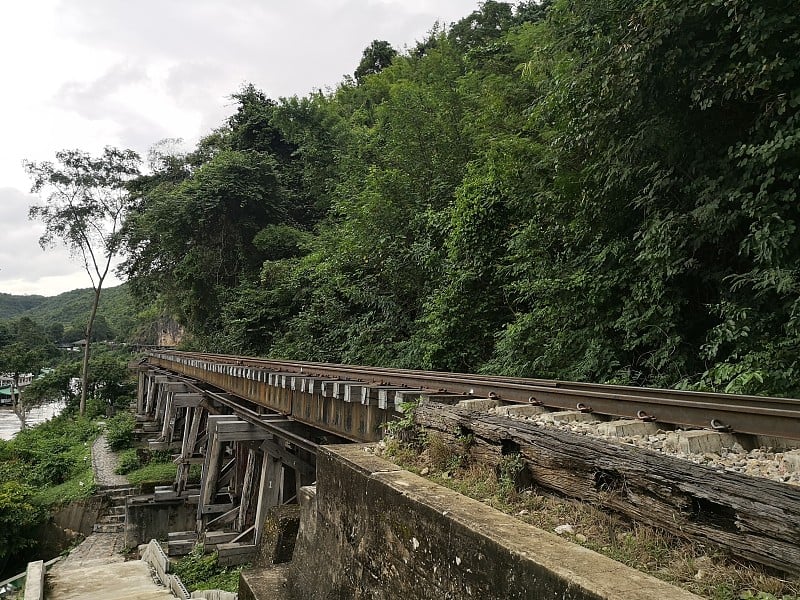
[116,0,800,397]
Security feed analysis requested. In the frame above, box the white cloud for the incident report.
[0,187,122,295]
[0,0,480,296]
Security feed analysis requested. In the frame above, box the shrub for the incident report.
[115,449,140,475]
[172,546,247,593]
[0,481,46,560]
[105,412,135,451]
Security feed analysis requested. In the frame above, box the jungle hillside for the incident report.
[107,0,800,397]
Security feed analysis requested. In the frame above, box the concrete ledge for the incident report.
[239,565,290,600]
[23,560,44,600]
[141,539,192,599]
[288,444,701,600]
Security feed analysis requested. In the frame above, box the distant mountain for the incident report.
[1,285,137,340]
[0,293,47,320]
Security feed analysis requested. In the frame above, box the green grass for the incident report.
[35,466,96,505]
[114,448,140,475]
[125,462,178,486]
[120,453,200,486]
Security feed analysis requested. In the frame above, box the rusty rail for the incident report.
[146,350,800,441]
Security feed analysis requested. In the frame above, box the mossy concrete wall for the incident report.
[124,495,195,547]
[52,496,105,536]
[34,496,106,563]
[284,444,700,600]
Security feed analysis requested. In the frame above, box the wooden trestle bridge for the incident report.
[135,349,800,572]
[136,351,406,559]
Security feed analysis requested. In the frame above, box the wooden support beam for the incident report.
[260,439,315,478]
[154,385,166,424]
[200,502,235,514]
[198,430,223,515]
[207,506,239,528]
[162,381,189,391]
[235,449,258,532]
[253,454,283,545]
[160,391,175,441]
[136,370,146,414]
[144,376,157,416]
[215,419,271,442]
[231,525,255,543]
[218,458,236,488]
[416,402,800,576]
[198,415,239,520]
[176,405,204,494]
[173,393,204,407]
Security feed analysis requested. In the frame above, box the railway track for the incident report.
[149,350,800,441]
[140,350,800,576]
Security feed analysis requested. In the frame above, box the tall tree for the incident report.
[25,147,140,415]
[354,40,397,83]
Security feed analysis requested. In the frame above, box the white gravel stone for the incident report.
[554,524,574,535]
[501,406,799,486]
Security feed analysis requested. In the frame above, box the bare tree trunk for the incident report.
[79,285,103,416]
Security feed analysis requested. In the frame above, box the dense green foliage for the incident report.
[5,417,98,489]
[0,414,98,574]
[105,412,135,451]
[172,546,248,593]
[20,348,135,416]
[0,294,46,321]
[0,481,45,561]
[118,0,800,396]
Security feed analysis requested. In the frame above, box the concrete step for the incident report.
[92,522,124,534]
[96,514,125,524]
[98,483,138,493]
[109,491,136,504]
[48,559,175,600]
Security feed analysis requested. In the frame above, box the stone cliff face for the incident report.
[157,319,184,347]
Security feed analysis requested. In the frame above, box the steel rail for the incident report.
[159,351,796,408]
[147,351,800,440]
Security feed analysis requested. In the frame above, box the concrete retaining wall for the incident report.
[52,496,105,536]
[125,497,196,548]
[285,444,700,600]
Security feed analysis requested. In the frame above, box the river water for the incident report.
[0,401,67,440]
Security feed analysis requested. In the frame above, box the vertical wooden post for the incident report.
[144,376,157,416]
[235,448,258,532]
[198,428,222,520]
[197,415,238,524]
[154,383,166,424]
[136,370,146,415]
[160,391,174,441]
[253,454,283,545]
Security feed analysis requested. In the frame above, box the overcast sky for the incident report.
[0,0,479,297]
